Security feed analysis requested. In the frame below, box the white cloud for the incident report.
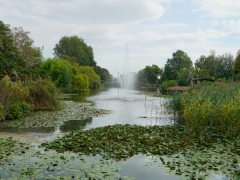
[193,0,240,18]
[0,0,239,76]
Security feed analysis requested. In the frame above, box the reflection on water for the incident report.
[0,88,182,180]
[59,117,93,133]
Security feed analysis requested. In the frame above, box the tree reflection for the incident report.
[59,117,93,133]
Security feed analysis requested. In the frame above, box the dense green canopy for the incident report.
[0,20,26,78]
[162,50,193,81]
[53,35,96,67]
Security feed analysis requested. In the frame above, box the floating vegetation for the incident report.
[42,124,240,179]
[0,137,29,165]
[2,101,112,128]
[0,143,134,180]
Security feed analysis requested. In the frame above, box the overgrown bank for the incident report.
[168,82,240,135]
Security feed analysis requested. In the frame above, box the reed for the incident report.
[168,82,240,135]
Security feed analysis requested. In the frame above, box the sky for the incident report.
[1,0,240,77]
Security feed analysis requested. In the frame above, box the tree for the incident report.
[162,50,192,81]
[72,74,89,91]
[0,20,25,78]
[53,35,96,66]
[78,66,101,88]
[94,66,111,83]
[39,58,74,92]
[214,52,235,79]
[144,64,162,84]
[233,53,240,77]
[195,50,216,79]
[11,27,44,69]
[177,67,195,86]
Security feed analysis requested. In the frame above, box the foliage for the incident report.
[42,124,240,179]
[78,66,101,88]
[162,50,192,81]
[214,52,235,79]
[94,66,111,83]
[0,76,29,120]
[168,82,240,135]
[233,54,240,76]
[195,51,235,80]
[136,68,148,85]
[144,64,162,84]
[161,80,177,92]
[39,58,74,92]
[39,58,99,91]
[0,20,26,78]
[8,100,30,119]
[53,35,96,66]
[27,79,61,110]
[11,26,44,69]
[0,76,61,120]
[72,74,89,91]
[177,67,195,86]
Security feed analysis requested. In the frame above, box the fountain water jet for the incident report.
[118,43,136,90]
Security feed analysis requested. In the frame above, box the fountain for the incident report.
[118,43,136,90]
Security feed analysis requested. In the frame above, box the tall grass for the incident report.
[168,82,240,135]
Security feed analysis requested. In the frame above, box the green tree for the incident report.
[177,67,195,86]
[214,52,235,79]
[0,20,25,78]
[11,27,44,69]
[72,74,89,91]
[195,51,216,79]
[136,69,148,85]
[162,50,192,81]
[144,64,162,84]
[161,80,178,92]
[94,66,111,83]
[39,58,74,92]
[78,66,101,88]
[233,53,240,78]
[53,35,96,66]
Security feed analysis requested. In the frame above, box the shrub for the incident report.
[0,76,29,120]
[161,80,177,93]
[27,79,61,110]
[8,101,30,119]
[168,82,240,135]
[72,74,89,92]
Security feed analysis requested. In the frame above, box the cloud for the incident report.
[0,0,239,76]
[193,0,240,18]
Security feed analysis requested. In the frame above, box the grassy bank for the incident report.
[168,82,240,136]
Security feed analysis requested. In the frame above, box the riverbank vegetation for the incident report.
[0,19,113,121]
[168,81,240,136]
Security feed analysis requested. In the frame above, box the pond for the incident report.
[0,88,233,179]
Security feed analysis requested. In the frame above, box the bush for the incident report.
[168,82,240,135]
[0,76,61,120]
[8,101,30,119]
[27,79,62,110]
[0,76,29,120]
[161,80,177,93]
[72,74,89,92]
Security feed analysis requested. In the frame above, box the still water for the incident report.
[0,88,228,180]
[60,88,175,132]
[59,88,179,180]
